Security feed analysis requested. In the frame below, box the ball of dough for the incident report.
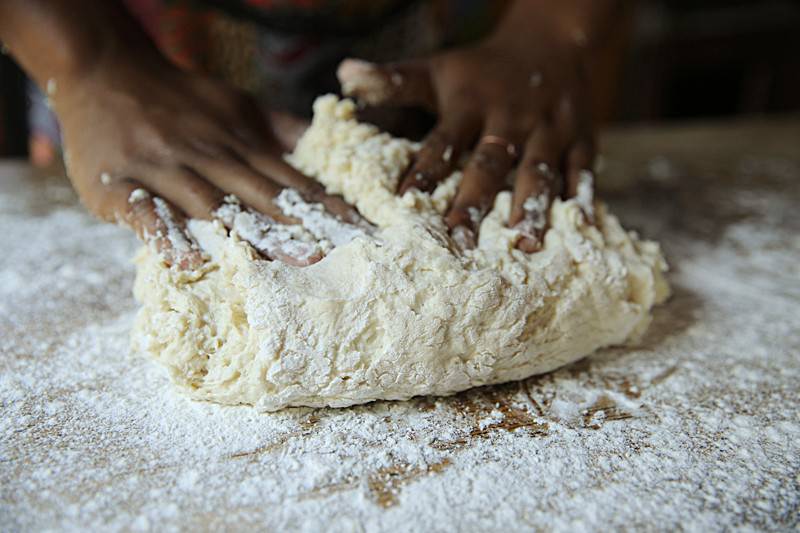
[132,96,669,411]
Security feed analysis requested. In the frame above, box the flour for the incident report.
[517,192,549,236]
[132,96,669,411]
[442,145,454,163]
[213,195,324,264]
[575,170,595,222]
[273,188,369,247]
[152,197,193,254]
[127,188,149,204]
[1,132,798,531]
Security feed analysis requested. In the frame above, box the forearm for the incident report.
[490,0,624,49]
[0,0,160,88]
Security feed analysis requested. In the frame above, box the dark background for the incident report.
[1,0,799,157]
[616,0,800,121]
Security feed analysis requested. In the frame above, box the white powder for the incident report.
[536,161,554,179]
[515,192,549,237]
[2,127,799,531]
[273,188,368,247]
[450,224,475,251]
[214,197,324,263]
[152,197,192,254]
[477,409,505,430]
[576,170,595,221]
[442,145,453,163]
[466,206,483,228]
[127,188,149,204]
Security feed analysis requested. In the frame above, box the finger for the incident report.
[337,58,436,110]
[213,196,324,267]
[269,110,309,152]
[183,151,296,224]
[137,166,225,220]
[99,179,203,269]
[245,150,364,225]
[188,79,272,151]
[554,93,582,147]
[509,124,563,253]
[554,91,597,219]
[565,138,597,223]
[445,124,522,249]
[186,152,356,254]
[397,115,480,196]
[271,188,372,246]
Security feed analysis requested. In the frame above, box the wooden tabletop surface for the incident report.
[1,115,798,531]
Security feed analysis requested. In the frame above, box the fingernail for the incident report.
[516,235,542,253]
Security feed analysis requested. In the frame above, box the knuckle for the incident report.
[470,147,510,176]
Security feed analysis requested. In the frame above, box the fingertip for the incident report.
[444,205,471,231]
[508,187,528,228]
[515,235,542,253]
[397,179,418,197]
[336,58,378,84]
[118,188,204,271]
[565,138,596,198]
[399,170,435,196]
[337,58,391,106]
[271,249,324,267]
[174,248,206,270]
[450,224,477,251]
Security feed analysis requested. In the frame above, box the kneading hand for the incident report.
[54,52,362,268]
[337,1,600,252]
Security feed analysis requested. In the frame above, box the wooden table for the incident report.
[1,116,798,531]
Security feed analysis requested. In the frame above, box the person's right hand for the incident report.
[53,48,358,268]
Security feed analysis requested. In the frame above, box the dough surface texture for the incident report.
[132,96,670,411]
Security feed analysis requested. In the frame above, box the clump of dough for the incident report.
[132,95,669,411]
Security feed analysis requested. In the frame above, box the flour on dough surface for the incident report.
[132,95,669,411]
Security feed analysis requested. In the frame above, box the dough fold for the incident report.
[132,95,669,411]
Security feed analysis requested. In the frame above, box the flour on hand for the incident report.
[132,95,669,411]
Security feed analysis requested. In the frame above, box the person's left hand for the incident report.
[337,19,596,252]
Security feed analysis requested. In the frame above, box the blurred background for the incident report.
[1,0,799,163]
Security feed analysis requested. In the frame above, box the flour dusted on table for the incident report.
[131,95,669,411]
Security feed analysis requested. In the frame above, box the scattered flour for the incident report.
[1,117,799,532]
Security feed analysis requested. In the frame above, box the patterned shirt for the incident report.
[124,0,508,113]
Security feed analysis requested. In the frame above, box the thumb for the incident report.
[337,58,436,111]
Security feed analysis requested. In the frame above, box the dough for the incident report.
[132,96,669,411]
